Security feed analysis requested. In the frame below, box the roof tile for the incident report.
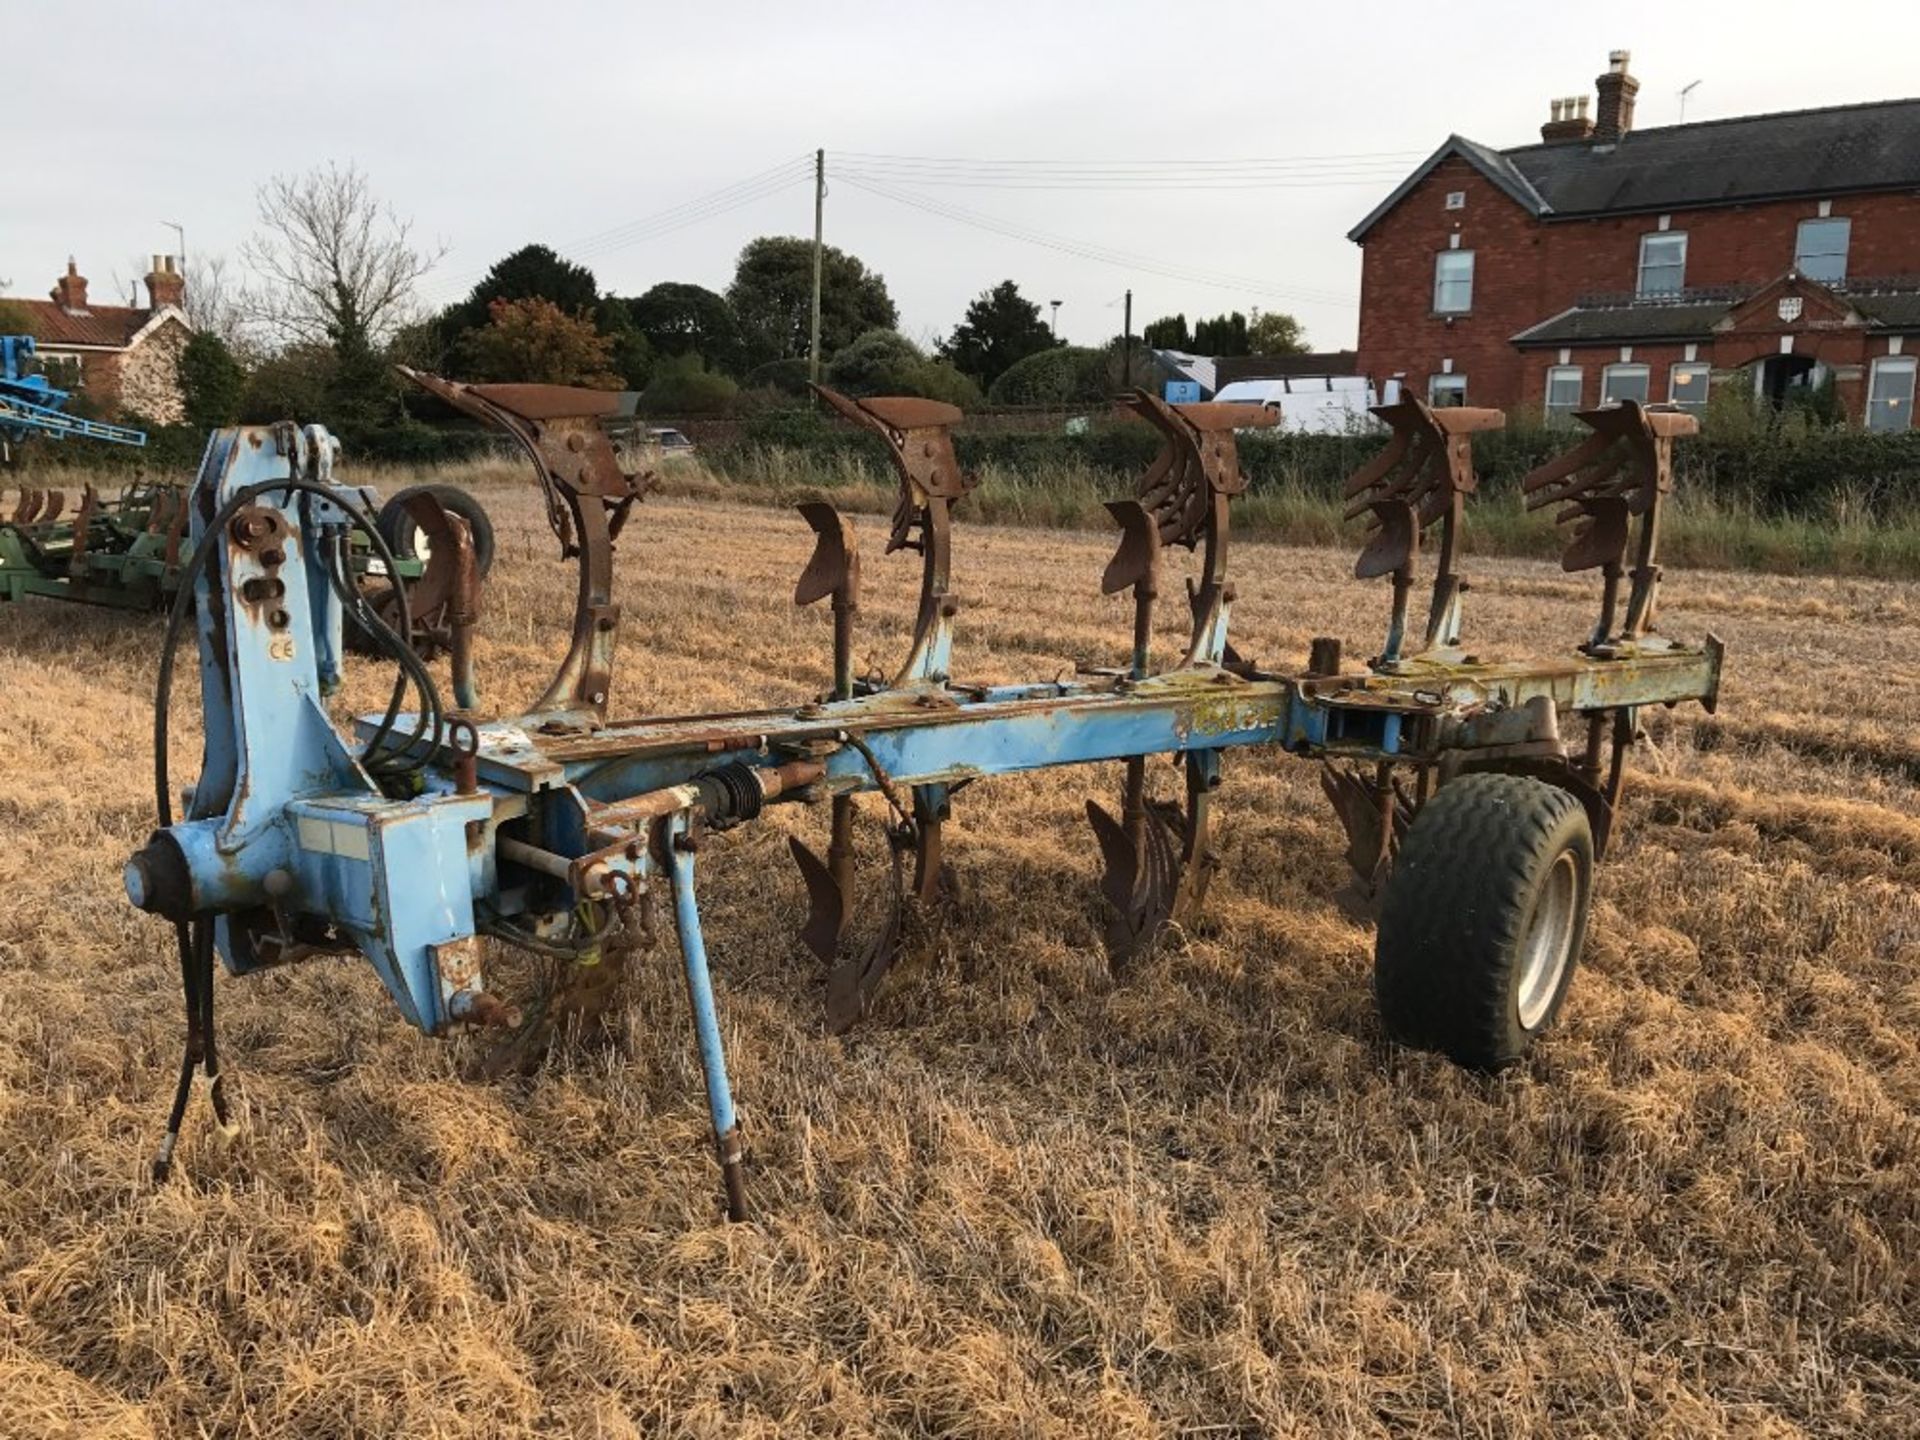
[10,298,157,349]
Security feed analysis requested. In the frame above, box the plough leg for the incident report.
[1089,749,1221,969]
[666,812,748,1222]
[1169,750,1221,925]
[823,783,948,1032]
[790,793,857,963]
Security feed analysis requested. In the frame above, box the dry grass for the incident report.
[1,461,1917,1437]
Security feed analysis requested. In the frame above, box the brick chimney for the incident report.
[1540,94,1594,144]
[50,259,89,313]
[1594,49,1638,143]
[145,254,186,311]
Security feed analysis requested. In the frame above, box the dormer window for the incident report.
[1637,232,1687,296]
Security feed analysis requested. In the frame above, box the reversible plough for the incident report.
[124,374,1722,1218]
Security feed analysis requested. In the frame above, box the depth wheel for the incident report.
[1374,771,1593,1070]
[376,484,496,577]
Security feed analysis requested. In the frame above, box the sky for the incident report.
[7,1,1920,354]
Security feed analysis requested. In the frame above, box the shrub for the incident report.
[641,353,739,416]
[987,346,1109,406]
[824,329,985,408]
[744,358,814,396]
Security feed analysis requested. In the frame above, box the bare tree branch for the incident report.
[181,253,253,354]
[240,162,446,347]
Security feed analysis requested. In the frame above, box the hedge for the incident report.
[712,409,1920,520]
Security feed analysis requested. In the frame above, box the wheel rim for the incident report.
[1516,850,1578,1030]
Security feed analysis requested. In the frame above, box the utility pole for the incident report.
[1122,289,1133,390]
[808,149,825,387]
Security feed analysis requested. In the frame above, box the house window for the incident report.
[1544,365,1583,422]
[37,352,85,389]
[1600,363,1651,406]
[1637,232,1687,296]
[1668,362,1711,411]
[1428,373,1467,407]
[1433,251,1474,313]
[1868,356,1916,433]
[1795,217,1851,284]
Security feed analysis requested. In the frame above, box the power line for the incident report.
[836,147,1428,168]
[834,148,1420,192]
[835,167,1410,192]
[419,155,813,302]
[838,173,1356,308]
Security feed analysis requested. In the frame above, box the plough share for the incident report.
[124,374,1722,1219]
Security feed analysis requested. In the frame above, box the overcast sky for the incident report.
[8,1,1919,353]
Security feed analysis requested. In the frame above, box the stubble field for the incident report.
[2,462,1917,1437]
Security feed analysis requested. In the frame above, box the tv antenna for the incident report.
[1678,80,1702,123]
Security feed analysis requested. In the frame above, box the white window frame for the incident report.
[1428,373,1468,407]
[1794,217,1851,285]
[1636,232,1688,297]
[1544,365,1583,421]
[36,350,85,388]
[1432,251,1474,314]
[1668,362,1710,411]
[1867,356,1916,433]
[1600,363,1651,407]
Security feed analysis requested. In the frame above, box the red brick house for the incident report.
[9,256,194,422]
[1349,52,1920,431]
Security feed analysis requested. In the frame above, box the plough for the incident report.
[1,463,493,660]
[123,373,1722,1219]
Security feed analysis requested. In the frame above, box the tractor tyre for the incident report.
[1374,771,1594,1070]
[376,484,496,578]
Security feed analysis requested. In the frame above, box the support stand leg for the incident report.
[666,813,748,1222]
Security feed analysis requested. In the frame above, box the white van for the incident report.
[1212,375,1402,434]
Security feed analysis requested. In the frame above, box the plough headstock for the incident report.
[1522,400,1696,652]
[1344,397,1505,667]
[398,369,654,719]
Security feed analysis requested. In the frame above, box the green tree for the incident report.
[1191,311,1249,355]
[445,244,600,336]
[599,310,655,389]
[937,280,1057,388]
[458,298,623,387]
[626,282,742,373]
[1247,308,1309,357]
[1142,314,1191,349]
[727,237,896,371]
[178,330,247,429]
